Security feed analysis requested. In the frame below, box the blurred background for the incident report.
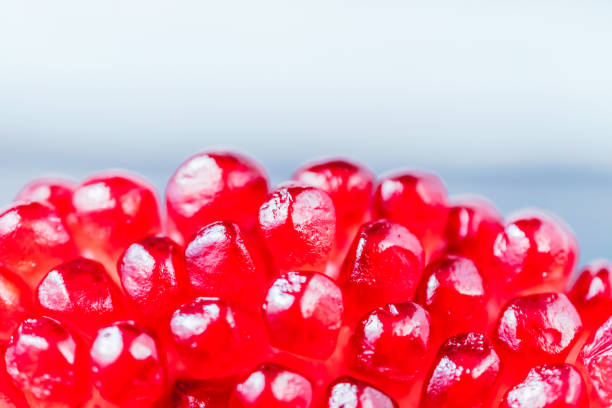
[0,1,610,264]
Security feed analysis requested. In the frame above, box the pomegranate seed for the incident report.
[349,302,431,381]
[185,221,266,307]
[90,321,166,406]
[15,178,76,221]
[292,159,374,253]
[499,364,588,408]
[229,363,313,408]
[415,255,489,342]
[373,171,448,258]
[0,268,31,341]
[579,315,612,406]
[36,258,125,337]
[327,376,397,408]
[420,332,501,408]
[258,183,336,273]
[68,172,161,269]
[263,271,343,360]
[0,342,28,408]
[0,202,78,287]
[495,293,582,367]
[170,297,264,378]
[444,196,503,278]
[169,378,233,408]
[568,259,612,330]
[491,210,577,295]
[4,317,91,406]
[339,219,424,321]
[166,151,268,245]
[118,235,188,321]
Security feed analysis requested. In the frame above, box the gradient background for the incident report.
[1,1,611,265]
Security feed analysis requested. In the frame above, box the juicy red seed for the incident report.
[166,151,269,245]
[373,171,448,257]
[170,297,264,378]
[0,342,28,408]
[90,321,166,406]
[579,315,612,406]
[415,255,488,338]
[339,219,424,320]
[170,378,233,408]
[185,221,266,307]
[292,159,374,247]
[491,210,577,294]
[568,259,612,328]
[0,268,31,341]
[118,235,188,321]
[500,364,588,408]
[263,270,343,360]
[4,317,91,406]
[495,292,582,361]
[420,332,501,408]
[349,302,431,381]
[36,258,125,337]
[0,202,78,287]
[258,183,336,272]
[68,172,161,267]
[230,363,313,408]
[327,376,398,408]
[14,178,76,221]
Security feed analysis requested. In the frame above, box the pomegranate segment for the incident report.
[263,271,343,360]
[68,172,162,269]
[90,321,166,407]
[229,363,313,408]
[4,317,91,407]
[373,171,448,258]
[0,202,78,287]
[499,364,589,408]
[339,219,424,321]
[166,151,269,245]
[258,183,336,273]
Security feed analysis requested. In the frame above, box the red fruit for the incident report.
[420,332,501,408]
[327,376,397,408]
[568,259,612,329]
[500,364,588,408]
[185,221,266,307]
[118,235,188,321]
[263,271,343,359]
[68,172,161,268]
[495,293,582,363]
[444,196,503,277]
[0,268,31,341]
[4,317,91,407]
[90,321,166,407]
[349,302,431,381]
[339,219,424,321]
[416,255,489,339]
[579,315,612,406]
[229,363,313,408]
[170,297,264,378]
[0,342,28,408]
[258,183,336,272]
[0,202,78,286]
[36,258,125,337]
[15,178,76,221]
[166,151,268,245]
[292,159,374,250]
[170,378,233,408]
[491,210,577,294]
[373,171,448,258]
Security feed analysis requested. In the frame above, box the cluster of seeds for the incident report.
[0,151,611,408]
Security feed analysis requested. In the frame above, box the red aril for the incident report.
[169,378,233,408]
[166,151,268,245]
[15,178,76,222]
[327,376,397,408]
[568,259,612,330]
[579,315,612,407]
[0,202,78,287]
[0,268,31,341]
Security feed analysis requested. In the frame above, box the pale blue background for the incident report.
[0,1,610,266]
